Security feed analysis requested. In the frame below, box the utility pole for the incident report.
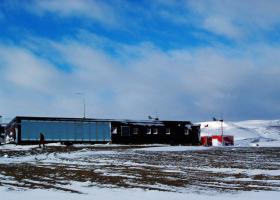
[220,119,224,145]
[75,92,86,118]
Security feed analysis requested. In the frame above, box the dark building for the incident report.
[111,120,200,145]
[5,116,200,145]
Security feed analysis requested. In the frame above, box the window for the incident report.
[133,127,139,134]
[185,128,190,135]
[166,128,171,135]
[112,127,118,134]
[153,128,158,135]
[146,128,151,134]
[121,126,130,136]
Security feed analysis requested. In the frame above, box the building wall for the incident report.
[5,117,111,144]
[111,121,200,145]
[4,117,200,145]
[20,120,111,143]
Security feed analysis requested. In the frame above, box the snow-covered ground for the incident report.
[1,119,280,199]
[1,185,280,200]
[0,144,280,199]
[200,119,280,147]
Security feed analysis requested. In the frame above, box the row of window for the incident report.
[112,127,190,135]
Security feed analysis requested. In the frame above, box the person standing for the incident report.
[39,132,45,148]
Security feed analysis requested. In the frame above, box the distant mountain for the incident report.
[198,120,280,147]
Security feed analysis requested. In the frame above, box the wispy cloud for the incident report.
[1,32,280,121]
[187,0,280,40]
[149,0,280,41]
[28,0,121,27]
[0,45,62,93]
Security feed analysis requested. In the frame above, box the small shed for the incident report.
[202,135,234,146]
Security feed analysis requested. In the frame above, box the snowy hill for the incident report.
[199,120,280,147]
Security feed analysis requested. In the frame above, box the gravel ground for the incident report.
[0,145,280,194]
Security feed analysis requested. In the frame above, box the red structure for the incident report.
[201,120,234,146]
[201,135,234,146]
[200,136,212,146]
[222,135,234,146]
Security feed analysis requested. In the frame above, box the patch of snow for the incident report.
[1,184,280,200]
[45,143,65,147]
[249,140,280,147]
[186,167,280,177]
[200,120,280,147]
[134,146,211,152]
[0,144,38,151]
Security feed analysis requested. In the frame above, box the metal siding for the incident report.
[104,122,110,141]
[84,122,91,141]
[28,121,37,140]
[75,122,82,141]
[103,122,110,142]
[51,122,59,141]
[105,123,111,142]
[90,122,97,142]
[97,122,103,141]
[60,122,68,141]
[21,120,111,142]
[102,122,107,142]
[67,122,76,141]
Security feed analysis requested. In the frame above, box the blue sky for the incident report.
[0,0,280,122]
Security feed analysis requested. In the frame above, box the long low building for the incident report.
[4,116,200,145]
[111,120,200,145]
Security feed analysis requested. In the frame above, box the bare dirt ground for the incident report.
[0,145,280,194]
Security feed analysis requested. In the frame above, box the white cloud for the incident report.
[0,46,63,94]
[21,0,280,41]
[149,0,280,40]
[187,0,280,40]
[1,34,280,121]
[28,0,120,27]
[202,16,242,40]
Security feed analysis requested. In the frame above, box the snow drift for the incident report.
[200,120,280,147]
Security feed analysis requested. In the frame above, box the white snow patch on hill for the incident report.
[199,120,280,147]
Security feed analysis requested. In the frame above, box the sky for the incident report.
[0,0,280,122]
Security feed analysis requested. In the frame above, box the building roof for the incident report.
[6,116,193,127]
